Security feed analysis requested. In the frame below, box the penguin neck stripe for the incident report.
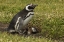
[26,12,34,18]
[26,14,34,18]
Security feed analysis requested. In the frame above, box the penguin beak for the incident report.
[30,3,38,6]
[33,4,38,7]
[34,4,38,7]
[32,4,38,9]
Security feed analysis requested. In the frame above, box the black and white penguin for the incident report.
[7,4,38,34]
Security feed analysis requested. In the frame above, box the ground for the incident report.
[0,23,8,28]
[0,23,64,42]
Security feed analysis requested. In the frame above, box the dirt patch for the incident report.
[0,22,9,29]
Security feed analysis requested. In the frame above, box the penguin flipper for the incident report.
[15,17,24,34]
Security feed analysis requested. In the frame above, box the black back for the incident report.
[7,8,33,31]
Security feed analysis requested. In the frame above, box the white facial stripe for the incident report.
[15,17,21,31]
[26,5,33,11]
[23,12,34,26]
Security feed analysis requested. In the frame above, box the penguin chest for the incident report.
[23,12,34,26]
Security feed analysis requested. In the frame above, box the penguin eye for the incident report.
[28,6,34,9]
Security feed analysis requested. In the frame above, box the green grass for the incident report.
[0,32,59,42]
[0,0,64,42]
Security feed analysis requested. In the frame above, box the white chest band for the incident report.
[23,12,34,26]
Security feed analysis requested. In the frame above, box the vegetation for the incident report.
[0,32,58,42]
[0,0,64,42]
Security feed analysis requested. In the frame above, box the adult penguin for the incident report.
[7,3,38,34]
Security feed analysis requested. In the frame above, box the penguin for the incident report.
[7,4,38,34]
[27,27,38,35]
[26,24,42,35]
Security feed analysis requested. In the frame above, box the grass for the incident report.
[0,32,59,42]
[0,0,64,42]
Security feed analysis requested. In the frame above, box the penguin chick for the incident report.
[27,27,40,35]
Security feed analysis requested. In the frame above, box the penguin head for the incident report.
[25,3,38,11]
[31,27,37,33]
